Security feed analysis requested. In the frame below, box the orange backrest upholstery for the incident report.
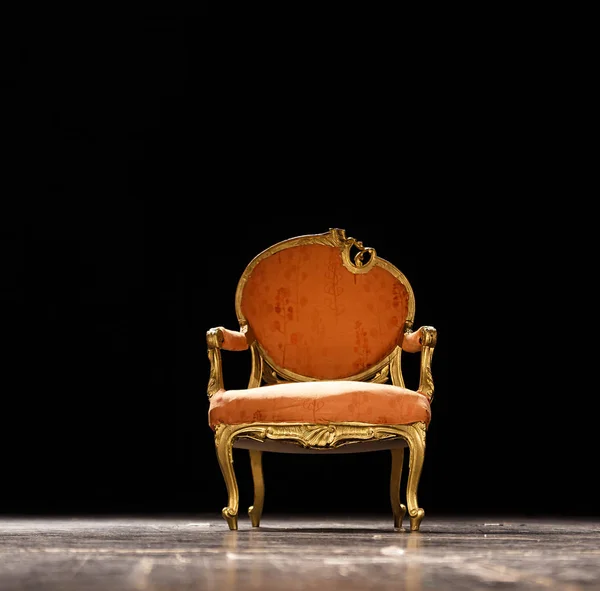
[237,233,413,380]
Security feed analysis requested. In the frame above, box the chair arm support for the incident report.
[402,326,437,401]
[418,325,437,401]
[206,326,252,398]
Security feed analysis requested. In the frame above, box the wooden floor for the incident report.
[1,514,599,590]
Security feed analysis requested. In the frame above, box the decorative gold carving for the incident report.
[207,328,225,398]
[214,421,427,531]
[260,423,398,448]
[413,421,427,439]
[339,234,377,274]
[417,327,437,401]
[313,228,378,273]
[213,423,227,449]
[261,367,290,386]
[370,365,390,384]
[206,327,224,349]
[420,325,437,348]
[207,327,225,398]
[420,366,434,400]
[207,348,223,398]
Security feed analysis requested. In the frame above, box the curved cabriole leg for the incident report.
[390,448,407,529]
[248,449,264,527]
[215,425,239,530]
[405,423,426,531]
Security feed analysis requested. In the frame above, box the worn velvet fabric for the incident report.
[219,327,249,351]
[208,381,431,429]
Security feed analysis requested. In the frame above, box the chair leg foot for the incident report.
[409,508,425,531]
[394,504,407,528]
[222,507,238,530]
[248,506,260,527]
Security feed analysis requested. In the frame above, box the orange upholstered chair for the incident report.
[206,228,437,531]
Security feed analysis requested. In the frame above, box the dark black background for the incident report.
[3,17,596,519]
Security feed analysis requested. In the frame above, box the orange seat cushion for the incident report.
[208,381,431,429]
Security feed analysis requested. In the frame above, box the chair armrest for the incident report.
[207,326,250,351]
[402,326,437,401]
[401,326,436,352]
[206,326,252,398]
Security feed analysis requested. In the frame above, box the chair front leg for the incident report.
[405,423,426,531]
[248,449,265,527]
[390,447,407,528]
[214,425,239,530]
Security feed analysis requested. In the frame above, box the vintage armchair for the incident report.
[206,228,437,531]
